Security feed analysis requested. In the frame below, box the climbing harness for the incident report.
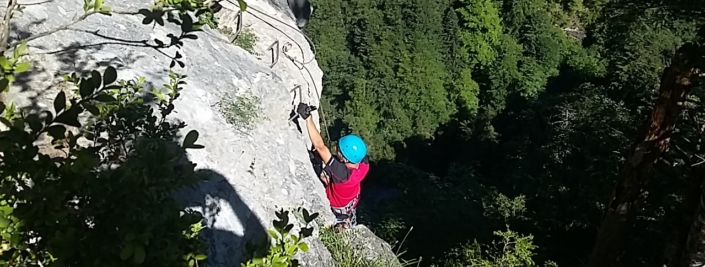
[331,195,358,230]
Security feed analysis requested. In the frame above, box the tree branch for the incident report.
[18,0,53,6]
[0,0,18,53]
[6,8,172,51]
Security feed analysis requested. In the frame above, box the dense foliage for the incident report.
[0,0,247,266]
[305,0,705,265]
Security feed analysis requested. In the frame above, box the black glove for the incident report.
[296,103,317,120]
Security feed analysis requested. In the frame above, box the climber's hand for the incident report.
[296,103,317,120]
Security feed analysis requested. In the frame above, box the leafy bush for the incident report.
[433,229,558,267]
[242,207,318,267]
[319,227,394,267]
[0,63,208,266]
[217,91,262,130]
[0,0,248,265]
[199,9,219,29]
[233,26,259,54]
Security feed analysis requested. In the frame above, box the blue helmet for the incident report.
[338,134,367,164]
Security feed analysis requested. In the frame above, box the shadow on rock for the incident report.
[175,169,270,266]
[8,40,145,116]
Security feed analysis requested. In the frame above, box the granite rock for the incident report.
[1,0,394,266]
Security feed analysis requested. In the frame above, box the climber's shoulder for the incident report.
[324,156,370,184]
[324,156,350,184]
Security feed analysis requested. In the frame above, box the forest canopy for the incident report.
[305,0,705,266]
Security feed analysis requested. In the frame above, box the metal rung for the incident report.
[229,11,243,43]
[268,40,280,68]
[290,85,302,105]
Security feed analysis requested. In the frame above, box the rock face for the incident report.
[346,226,403,267]
[2,0,395,266]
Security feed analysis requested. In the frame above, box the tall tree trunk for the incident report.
[662,120,705,267]
[680,167,705,266]
[664,164,705,267]
[587,43,702,267]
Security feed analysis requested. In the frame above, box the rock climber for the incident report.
[295,103,369,231]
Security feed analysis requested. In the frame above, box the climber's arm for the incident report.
[319,173,330,186]
[305,116,332,164]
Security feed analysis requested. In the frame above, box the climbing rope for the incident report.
[220,0,333,145]
[224,0,317,65]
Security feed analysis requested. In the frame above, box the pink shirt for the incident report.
[323,156,370,208]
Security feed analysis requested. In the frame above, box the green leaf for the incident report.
[14,42,27,58]
[79,78,95,98]
[99,5,112,14]
[308,212,319,223]
[238,0,247,12]
[0,117,11,128]
[195,254,207,260]
[94,0,103,9]
[54,109,81,128]
[0,217,10,228]
[125,232,136,241]
[181,13,193,32]
[10,234,20,247]
[302,208,310,222]
[142,16,153,25]
[133,244,146,264]
[183,130,199,148]
[0,78,8,92]
[155,16,165,26]
[83,104,100,116]
[120,243,134,260]
[0,57,11,70]
[300,227,313,238]
[94,93,117,102]
[26,114,43,132]
[103,66,117,85]
[14,62,30,73]
[298,242,309,252]
[90,70,102,88]
[43,110,54,125]
[268,229,279,239]
[12,117,24,130]
[54,91,66,113]
[286,243,297,254]
[47,125,66,139]
[283,224,293,234]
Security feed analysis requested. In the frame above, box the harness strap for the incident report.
[331,195,358,215]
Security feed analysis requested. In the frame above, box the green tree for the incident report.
[456,0,502,67]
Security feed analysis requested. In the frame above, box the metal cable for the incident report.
[220,1,332,144]
[224,0,317,65]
